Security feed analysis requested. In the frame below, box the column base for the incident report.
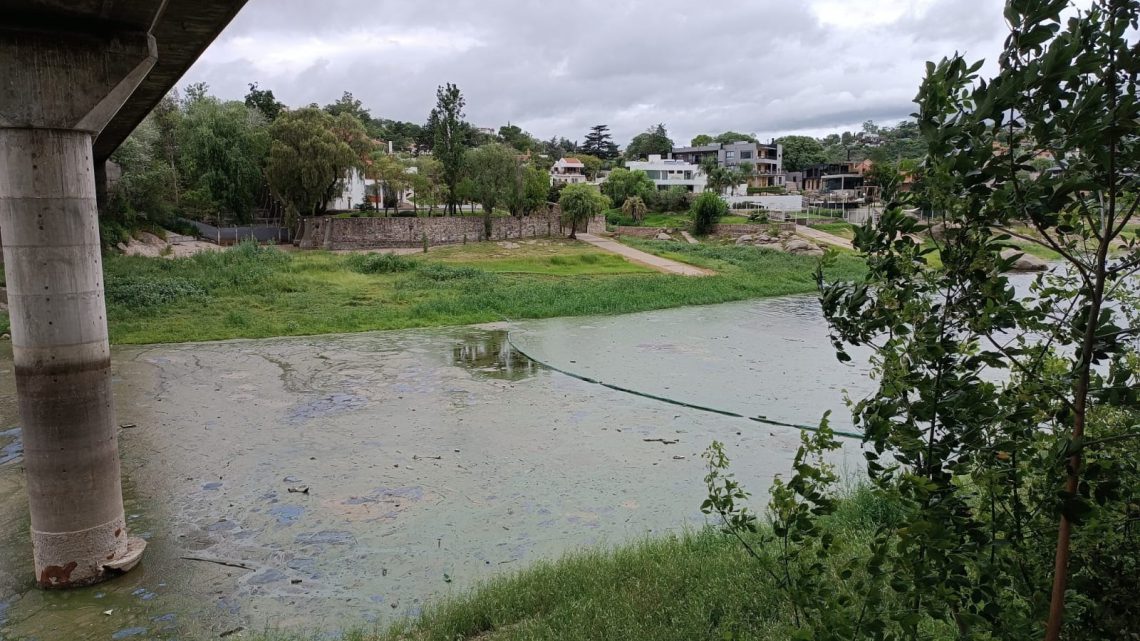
[32,515,147,588]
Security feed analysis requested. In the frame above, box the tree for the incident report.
[775,135,828,171]
[559,184,608,239]
[713,131,758,144]
[107,114,178,225]
[244,82,284,122]
[266,107,360,224]
[580,124,619,160]
[465,143,517,238]
[690,134,715,146]
[374,119,424,153]
[427,83,468,215]
[498,123,538,152]
[621,195,647,222]
[150,90,184,207]
[690,191,726,235]
[324,91,371,123]
[625,123,673,160]
[408,156,443,214]
[707,3,1140,639]
[179,97,270,223]
[601,167,654,208]
[370,153,408,215]
[504,165,550,217]
[568,154,603,181]
[863,160,902,204]
[701,160,734,195]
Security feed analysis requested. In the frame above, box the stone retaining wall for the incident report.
[612,226,667,238]
[714,222,796,235]
[297,210,605,250]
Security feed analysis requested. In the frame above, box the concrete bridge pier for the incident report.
[0,26,156,588]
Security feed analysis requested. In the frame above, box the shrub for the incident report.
[645,186,693,213]
[415,263,487,282]
[691,192,728,236]
[105,275,205,310]
[346,253,416,274]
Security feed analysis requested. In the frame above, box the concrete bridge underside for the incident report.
[0,0,249,588]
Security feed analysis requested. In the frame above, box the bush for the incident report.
[99,220,132,249]
[646,186,693,213]
[691,192,728,236]
[346,253,417,274]
[415,263,487,282]
[105,275,205,310]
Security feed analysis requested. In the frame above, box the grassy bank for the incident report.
[251,488,945,641]
[97,239,864,344]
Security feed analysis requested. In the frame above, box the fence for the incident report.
[181,219,292,245]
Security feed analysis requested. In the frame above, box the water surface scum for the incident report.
[0,315,864,639]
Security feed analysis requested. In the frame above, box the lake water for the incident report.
[0,293,885,640]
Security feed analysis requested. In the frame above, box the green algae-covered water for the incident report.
[0,297,874,640]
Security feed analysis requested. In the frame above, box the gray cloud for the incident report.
[181,0,1007,147]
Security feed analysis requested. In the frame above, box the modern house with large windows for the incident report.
[670,140,784,187]
[801,162,865,193]
[625,155,707,192]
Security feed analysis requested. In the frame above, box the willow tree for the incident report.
[266,107,363,225]
[559,183,608,239]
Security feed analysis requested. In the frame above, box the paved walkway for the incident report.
[576,233,714,276]
[795,225,854,250]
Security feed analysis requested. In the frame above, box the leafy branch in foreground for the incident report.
[706,2,1139,640]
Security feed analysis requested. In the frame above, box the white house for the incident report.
[550,157,588,186]
[328,166,420,212]
[329,168,369,211]
[625,155,707,192]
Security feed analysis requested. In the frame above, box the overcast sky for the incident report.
[182,0,1010,147]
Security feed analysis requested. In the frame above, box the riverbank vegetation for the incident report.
[93,239,865,344]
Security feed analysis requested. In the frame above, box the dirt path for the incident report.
[795,225,853,250]
[575,233,713,276]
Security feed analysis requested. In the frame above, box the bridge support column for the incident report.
[0,27,156,588]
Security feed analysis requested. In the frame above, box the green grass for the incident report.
[88,238,863,344]
[809,222,856,240]
[246,487,953,641]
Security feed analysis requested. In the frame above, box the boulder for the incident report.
[1000,248,1048,272]
[734,235,754,245]
[785,238,825,257]
[784,238,816,252]
[137,231,166,247]
[655,233,673,241]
